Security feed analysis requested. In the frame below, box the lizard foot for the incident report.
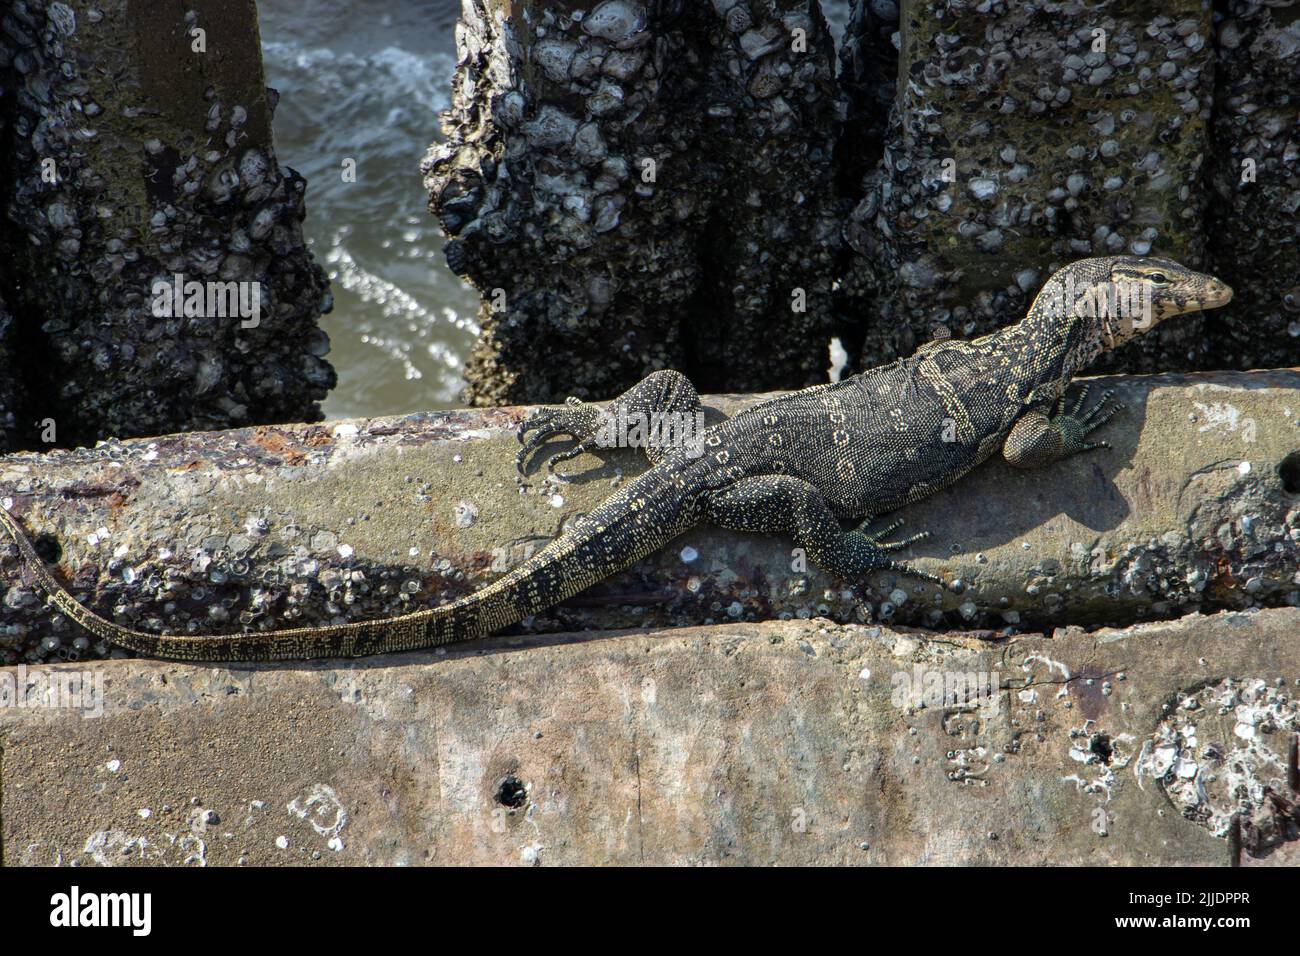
[1051,385,1127,455]
[839,525,945,588]
[516,397,604,475]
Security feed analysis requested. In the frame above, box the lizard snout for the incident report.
[1199,277,1233,310]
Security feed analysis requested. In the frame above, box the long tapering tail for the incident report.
[0,470,694,662]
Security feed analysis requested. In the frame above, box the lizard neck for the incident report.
[996,263,1113,405]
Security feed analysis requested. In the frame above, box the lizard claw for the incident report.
[542,441,595,478]
[516,399,603,475]
[516,420,561,474]
[840,519,944,588]
[1077,388,1125,432]
[517,408,556,444]
[879,561,946,588]
[854,515,930,552]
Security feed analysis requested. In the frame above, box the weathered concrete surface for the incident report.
[0,0,333,449]
[2,608,1297,866]
[424,0,844,406]
[3,369,1300,663]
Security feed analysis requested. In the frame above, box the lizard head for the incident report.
[1104,255,1233,326]
[1031,256,1233,356]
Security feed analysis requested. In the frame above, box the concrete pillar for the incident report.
[842,2,1216,375]
[0,0,334,449]
[424,0,844,407]
[1204,1,1300,370]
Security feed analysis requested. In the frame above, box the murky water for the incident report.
[259,0,477,419]
[259,0,850,419]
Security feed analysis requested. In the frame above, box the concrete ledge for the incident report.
[3,370,1300,663]
[2,608,1297,865]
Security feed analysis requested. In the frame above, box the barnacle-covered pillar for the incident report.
[843,1,1215,373]
[836,0,897,189]
[1204,1,1300,370]
[0,41,22,453]
[0,294,18,453]
[424,0,843,407]
[0,0,334,450]
[834,0,899,364]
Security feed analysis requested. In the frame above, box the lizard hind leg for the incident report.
[706,476,944,588]
[516,369,703,474]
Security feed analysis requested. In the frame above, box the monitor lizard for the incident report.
[0,256,1232,660]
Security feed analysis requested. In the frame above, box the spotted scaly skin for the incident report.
[0,257,1232,661]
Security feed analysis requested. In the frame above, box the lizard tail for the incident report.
[0,470,694,662]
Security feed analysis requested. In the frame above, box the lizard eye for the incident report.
[1146,272,1169,284]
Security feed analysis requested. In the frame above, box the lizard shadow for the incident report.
[220,624,656,674]
[507,389,1145,590]
[901,382,1149,560]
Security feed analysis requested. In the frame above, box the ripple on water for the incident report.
[260,0,478,418]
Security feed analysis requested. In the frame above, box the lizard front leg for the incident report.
[517,369,702,473]
[1003,385,1125,470]
[706,476,942,586]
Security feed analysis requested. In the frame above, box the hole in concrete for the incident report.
[1090,733,1114,764]
[1280,452,1300,494]
[34,533,62,565]
[495,775,527,809]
